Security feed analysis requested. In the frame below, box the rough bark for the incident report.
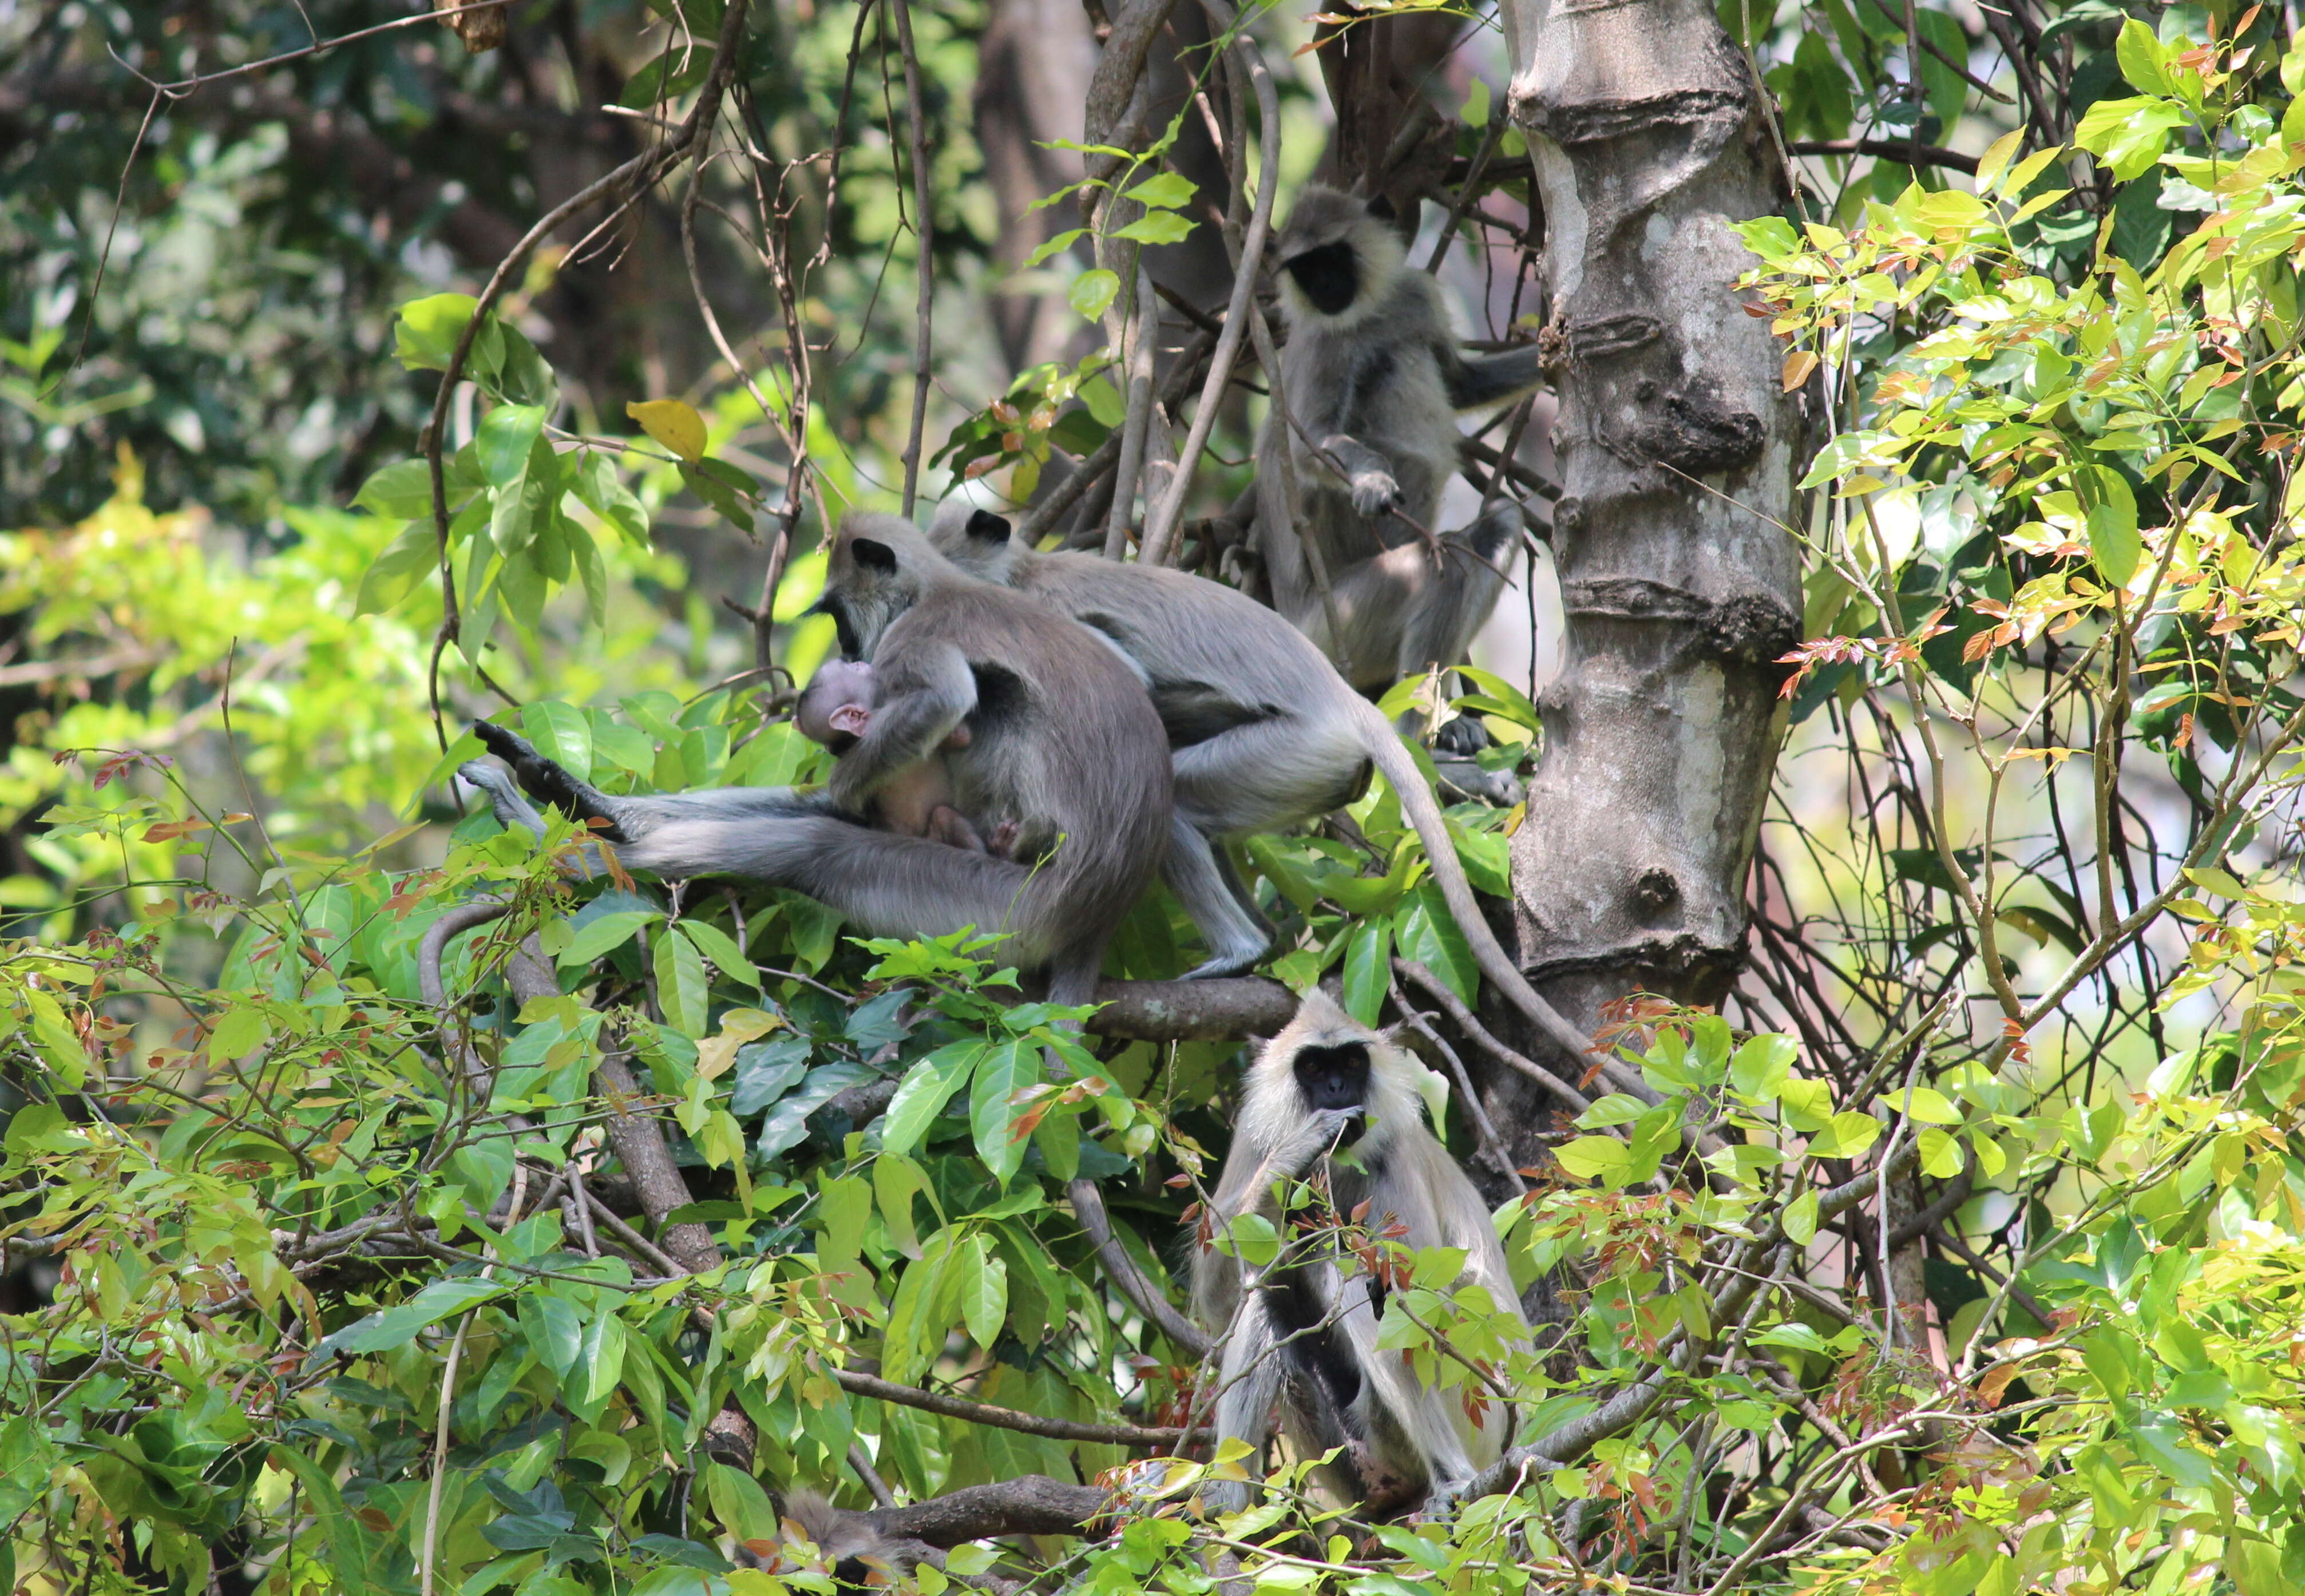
[1489,0,1810,1170]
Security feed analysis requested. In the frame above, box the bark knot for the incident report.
[1633,386,1766,477]
[1560,579,1799,668]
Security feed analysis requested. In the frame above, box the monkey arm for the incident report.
[1310,433,1402,517]
[827,640,976,814]
[1443,344,1543,411]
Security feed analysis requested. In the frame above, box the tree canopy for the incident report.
[8,0,2305,1594]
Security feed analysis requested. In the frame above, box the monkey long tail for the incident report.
[1348,698,1639,1095]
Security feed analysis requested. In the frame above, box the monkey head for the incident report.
[925,501,1021,584]
[795,659,877,750]
[1273,184,1404,332]
[813,512,959,659]
[1238,989,1427,1162]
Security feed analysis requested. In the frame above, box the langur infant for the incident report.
[794,659,1017,859]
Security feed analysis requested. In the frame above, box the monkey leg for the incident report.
[1395,502,1519,681]
[1170,715,1371,839]
[924,803,989,853]
[1165,814,1270,980]
[1203,1294,1289,1517]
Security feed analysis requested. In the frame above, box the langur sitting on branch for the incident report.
[459,512,1172,1007]
[1255,183,1541,697]
[1189,991,1527,1518]
[794,658,1019,858]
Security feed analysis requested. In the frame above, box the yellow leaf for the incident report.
[1781,348,1819,392]
[627,397,706,464]
[1976,128,2024,192]
[695,1007,784,1081]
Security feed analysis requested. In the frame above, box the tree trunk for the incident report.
[1486,0,1809,1169]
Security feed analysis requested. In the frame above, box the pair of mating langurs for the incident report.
[461,184,1538,1518]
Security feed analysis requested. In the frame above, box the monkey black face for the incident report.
[1282,240,1359,318]
[965,509,1011,545]
[810,591,864,660]
[1294,1040,1371,1114]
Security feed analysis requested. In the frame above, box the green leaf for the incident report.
[478,405,548,488]
[620,41,714,109]
[353,522,439,617]
[317,1277,508,1356]
[655,929,708,1037]
[874,1153,932,1258]
[521,699,593,784]
[394,293,480,372]
[1114,211,1195,245]
[265,1447,375,1596]
[1808,1110,1883,1160]
[1451,665,1542,736]
[1395,881,1476,1004]
[1554,1135,1631,1181]
[818,1174,872,1276]
[970,1040,1036,1186]
[1730,1035,1797,1103]
[1892,1086,1960,1126]
[676,918,759,990]
[2074,96,2189,183]
[1341,917,1392,1027]
[1023,227,1087,268]
[1124,172,1197,209]
[1070,269,1120,322]
[571,451,651,547]
[577,1312,627,1406]
[677,461,755,534]
[525,1295,584,1376]
[557,910,659,969]
[882,1042,981,1157]
[1918,1126,1964,1178]
[353,458,438,520]
[1783,1187,1820,1245]
[955,1234,1009,1350]
[704,1462,778,1544]
[2114,17,2172,94]
[2080,465,2140,587]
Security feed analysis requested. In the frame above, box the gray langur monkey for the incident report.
[738,1490,930,1587]
[793,658,1019,857]
[460,512,1172,1006]
[929,504,1587,1059]
[1188,992,1526,1515]
[1255,183,1541,694]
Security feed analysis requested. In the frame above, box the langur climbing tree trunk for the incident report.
[1484,0,1812,1170]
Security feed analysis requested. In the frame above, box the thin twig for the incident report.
[889,0,936,514]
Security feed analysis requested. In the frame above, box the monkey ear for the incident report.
[966,509,1012,545]
[851,537,897,573]
[1367,193,1398,223]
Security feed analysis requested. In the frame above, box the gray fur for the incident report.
[1189,992,1526,1514]
[464,512,1171,1007]
[928,506,1562,1029]
[1256,183,1540,691]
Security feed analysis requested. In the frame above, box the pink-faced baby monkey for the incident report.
[795,659,1017,858]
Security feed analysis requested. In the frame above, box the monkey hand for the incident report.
[1310,1105,1366,1151]
[1347,468,1400,517]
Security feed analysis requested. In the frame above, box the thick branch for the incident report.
[866,1478,1115,1546]
[1087,976,1295,1039]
